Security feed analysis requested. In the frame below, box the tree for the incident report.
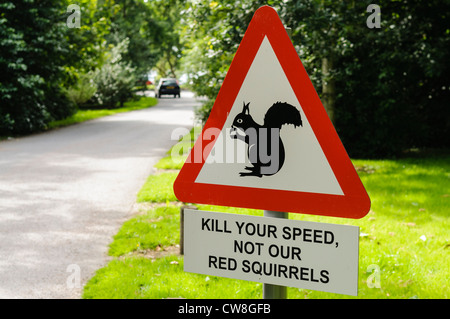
[62,0,118,108]
[0,0,76,135]
[144,0,186,79]
[64,0,117,74]
[0,0,180,135]
[182,1,450,157]
[93,38,137,108]
[181,0,278,121]
[283,0,450,156]
[106,0,163,76]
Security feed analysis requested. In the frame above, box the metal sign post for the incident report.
[261,28,291,300]
[262,26,291,300]
[263,210,288,299]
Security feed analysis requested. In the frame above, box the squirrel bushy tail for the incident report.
[263,102,302,129]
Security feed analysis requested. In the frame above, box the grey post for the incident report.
[180,205,197,255]
[262,26,292,300]
[263,210,288,299]
[285,27,292,41]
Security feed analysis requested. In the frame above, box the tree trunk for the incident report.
[321,57,336,124]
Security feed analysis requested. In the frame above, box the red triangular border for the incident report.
[174,6,370,219]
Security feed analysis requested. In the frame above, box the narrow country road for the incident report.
[0,91,198,298]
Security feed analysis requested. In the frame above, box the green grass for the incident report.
[153,143,190,170]
[82,255,264,299]
[108,206,181,257]
[154,156,187,170]
[48,96,158,129]
[136,172,178,203]
[83,149,450,299]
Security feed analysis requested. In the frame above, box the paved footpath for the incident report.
[0,92,198,298]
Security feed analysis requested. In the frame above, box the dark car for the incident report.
[155,78,180,98]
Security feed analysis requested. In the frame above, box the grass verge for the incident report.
[82,255,264,299]
[48,96,158,130]
[108,205,181,257]
[83,134,449,298]
[136,173,179,203]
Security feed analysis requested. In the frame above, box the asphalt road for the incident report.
[0,91,198,298]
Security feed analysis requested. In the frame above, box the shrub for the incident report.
[65,72,97,107]
[0,0,76,135]
[92,39,137,108]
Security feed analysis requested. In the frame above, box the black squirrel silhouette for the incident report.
[230,101,302,177]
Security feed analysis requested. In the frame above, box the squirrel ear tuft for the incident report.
[242,101,250,114]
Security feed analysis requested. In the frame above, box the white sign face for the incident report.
[184,209,360,296]
[194,37,343,196]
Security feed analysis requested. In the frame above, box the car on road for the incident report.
[155,78,180,98]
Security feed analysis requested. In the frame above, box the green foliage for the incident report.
[64,72,97,106]
[64,0,117,74]
[305,0,450,157]
[182,0,450,157]
[4,0,448,152]
[0,0,76,135]
[0,0,174,135]
[48,96,157,129]
[145,0,186,79]
[106,0,161,76]
[180,0,272,123]
[92,39,137,108]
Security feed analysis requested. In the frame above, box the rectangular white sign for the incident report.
[184,209,360,296]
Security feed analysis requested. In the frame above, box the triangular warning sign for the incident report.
[174,6,370,219]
